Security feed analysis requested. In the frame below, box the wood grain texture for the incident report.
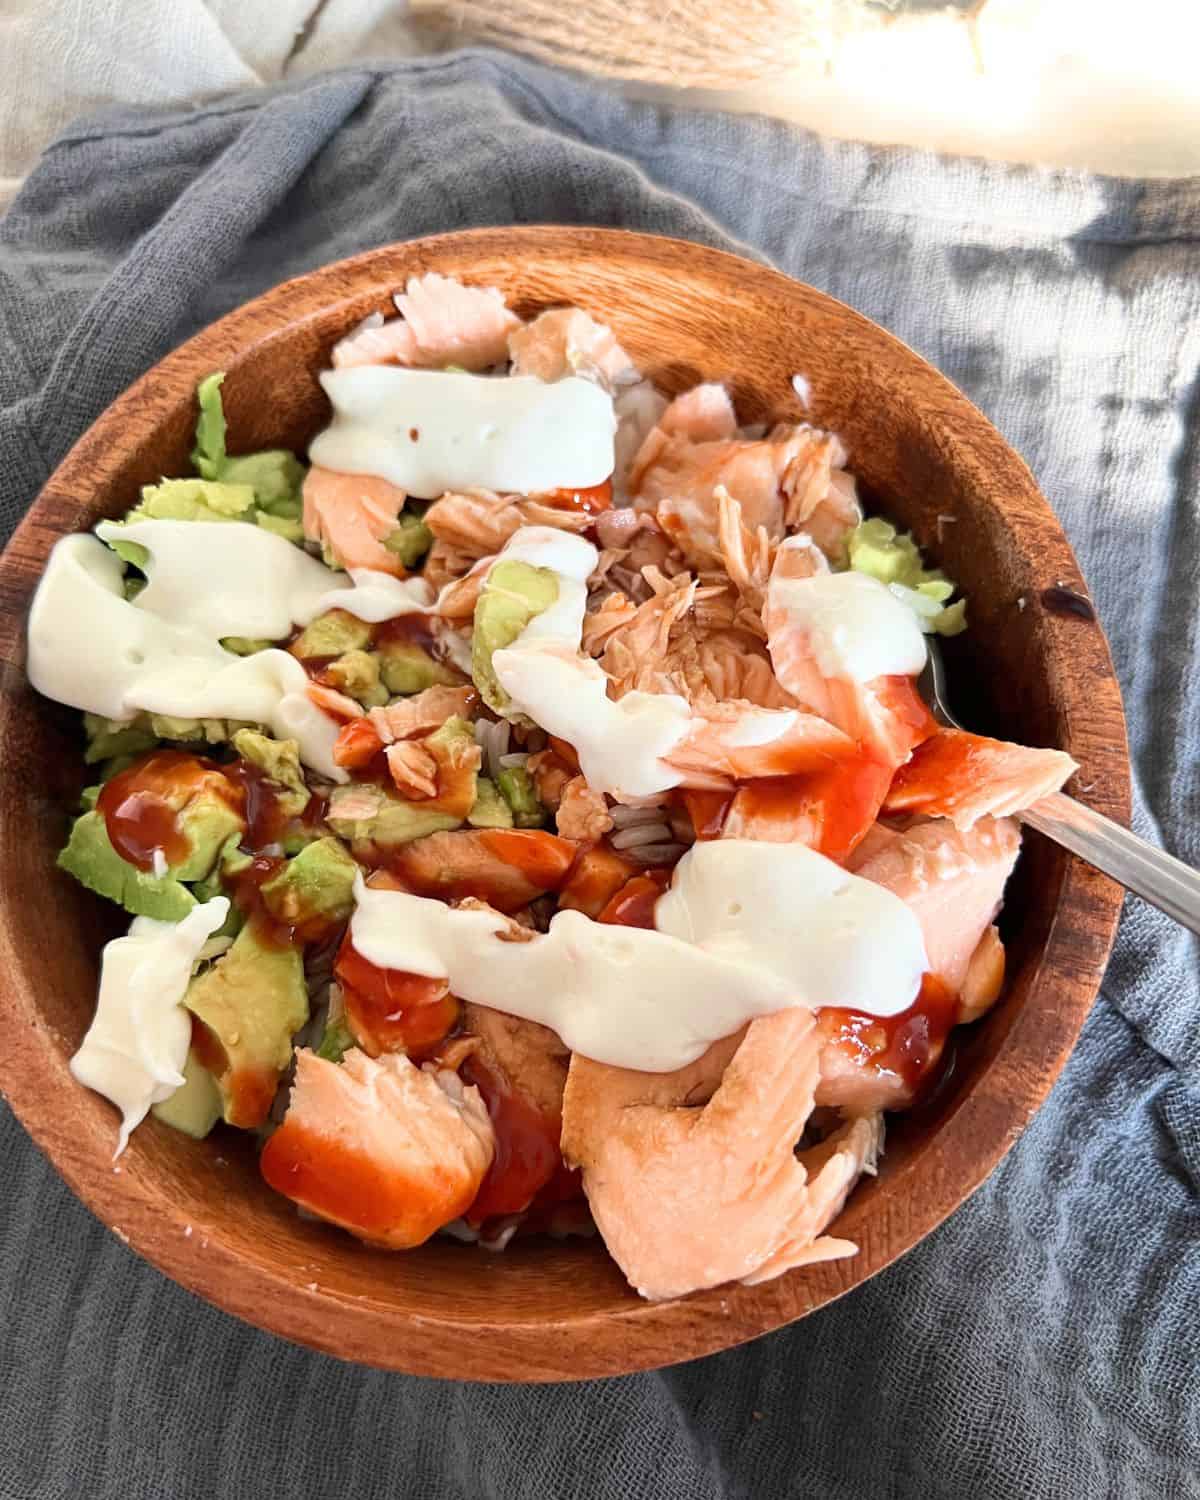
[0,227,1131,1381]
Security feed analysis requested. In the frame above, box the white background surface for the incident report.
[0,0,1196,210]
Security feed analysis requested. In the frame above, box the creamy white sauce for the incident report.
[656,840,926,1013]
[768,569,927,683]
[315,569,434,623]
[350,842,925,1072]
[96,518,338,640]
[27,534,346,780]
[70,898,230,1157]
[310,369,616,498]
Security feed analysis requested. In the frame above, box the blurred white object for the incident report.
[0,0,1197,212]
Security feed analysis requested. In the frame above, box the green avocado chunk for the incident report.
[846,517,967,637]
[131,476,257,523]
[320,649,388,708]
[219,450,305,508]
[259,837,357,930]
[467,776,514,829]
[183,923,308,1129]
[383,511,434,568]
[377,638,460,696]
[471,559,559,713]
[83,712,244,763]
[495,765,546,828]
[231,729,310,818]
[289,609,373,661]
[151,1050,222,1139]
[326,784,461,852]
[58,811,195,920]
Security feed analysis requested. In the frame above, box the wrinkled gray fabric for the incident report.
[1,52,1198,1500]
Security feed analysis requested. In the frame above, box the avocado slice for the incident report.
[467,776,514,829]
[319,648,388,708]
[471,559,559,713]
[259,837,357,931]
[58,810,196,921]
[326,784,461,852]
[151,1049,222,1139]
[183,923,308,1129]
[496,765,546,828]
[231,729,310,818]
[289,609,373,661]
[378,638,461,696]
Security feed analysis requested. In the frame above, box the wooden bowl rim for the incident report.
[0,227,1130,1380]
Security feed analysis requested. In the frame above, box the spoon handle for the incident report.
[1021,792,1200,937]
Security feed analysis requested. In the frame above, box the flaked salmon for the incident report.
[561,1009,878,1300]
[331,273,519,371]
[508,306,638,389]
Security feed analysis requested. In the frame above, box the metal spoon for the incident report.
[919,639,1200,936]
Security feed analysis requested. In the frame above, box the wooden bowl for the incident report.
[0,228,1129,1381]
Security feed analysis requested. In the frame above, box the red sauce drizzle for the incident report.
[597,869,671,929]
[821,974,959,1098]
[372,613,438,654]
[224,760,289,851]
[98,750,239,872]
[678,788,734,841]
[538,479,613,516]
[334,935,458,1059]
[461,1055,571,1225]
[732,753,893,864]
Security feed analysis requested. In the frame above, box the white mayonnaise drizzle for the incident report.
[96,518,339,640]
[28,534,347,780]
[350,842,926,1073]
[27,525,438,781]
[70,898,230,1157]
[309,368,616,498]
[315,569,433,623]
[768,569,927,683]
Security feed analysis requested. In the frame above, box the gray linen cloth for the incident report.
[1,52,1197,1500]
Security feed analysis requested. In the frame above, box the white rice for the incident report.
[609,802,668,829]
[474,718,511,778]
[610,822,674,851]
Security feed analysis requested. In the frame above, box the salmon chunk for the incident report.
[387,828,578,913]
[331,273,519,371]
[884,727,1077,829]
[507,307,638,389]
[260,1049,495,1249]
[302,466,409,577]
